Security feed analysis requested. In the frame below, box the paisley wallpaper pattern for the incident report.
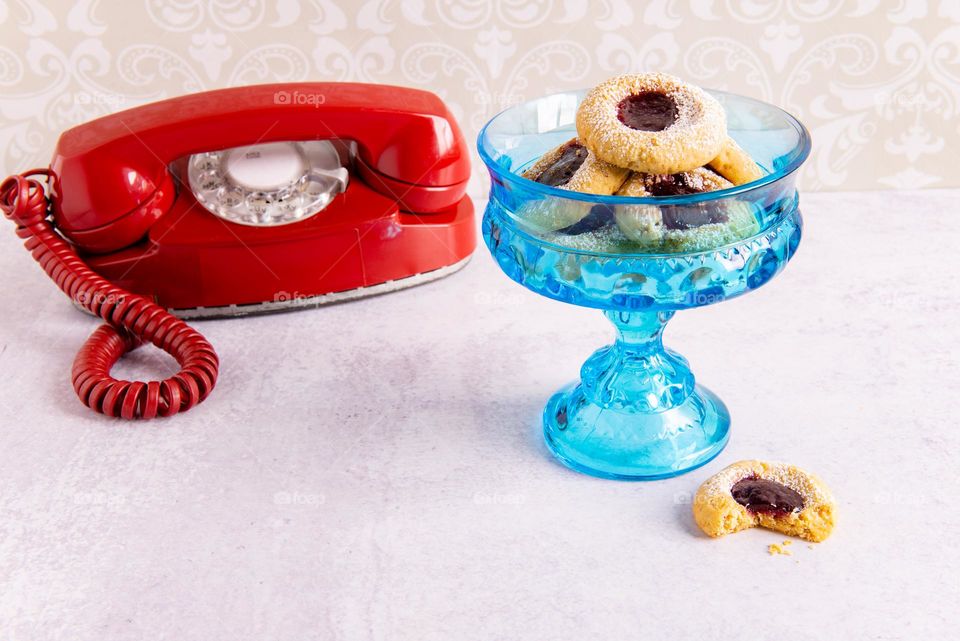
[1,0,959,197]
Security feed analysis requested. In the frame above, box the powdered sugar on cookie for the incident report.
[576,72,727,174]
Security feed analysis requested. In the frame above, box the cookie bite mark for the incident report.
[534,141,588,187]
[617,92,679,131]
[731,477,804,515]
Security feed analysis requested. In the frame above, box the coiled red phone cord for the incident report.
[1,170,218,419]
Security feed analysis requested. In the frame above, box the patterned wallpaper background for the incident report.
[1,0,959,198]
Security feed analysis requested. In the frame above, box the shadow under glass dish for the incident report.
[478,89,810,480]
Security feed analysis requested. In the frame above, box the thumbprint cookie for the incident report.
[613,168,759,252]
[519,138,628,232]
[576,73,727,175]
[708,137,764,186]
[521,138,629,195]
[693,460,836,542]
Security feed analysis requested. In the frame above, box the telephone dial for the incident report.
[1,83,475,419]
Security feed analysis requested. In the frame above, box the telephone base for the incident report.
[71,255,471,320]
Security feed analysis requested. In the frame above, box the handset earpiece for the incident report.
[51,158,175,254]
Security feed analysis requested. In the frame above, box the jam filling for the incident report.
[558,204,615,235]
[661,205,727,231]
[535,142,588,187]
[649,174,700,197]
[653,174,728,231]
[617,92,678,131]
[731,477,804,515]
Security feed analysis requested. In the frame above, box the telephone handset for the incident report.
[1,83,475,419]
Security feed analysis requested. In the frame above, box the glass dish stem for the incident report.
[544,309,730,480]
[583,310,694,412]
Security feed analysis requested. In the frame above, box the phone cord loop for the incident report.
[0,170,219,419]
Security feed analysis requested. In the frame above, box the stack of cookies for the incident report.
[521,73,764,253]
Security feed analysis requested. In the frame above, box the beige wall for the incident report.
[2,0,958,197]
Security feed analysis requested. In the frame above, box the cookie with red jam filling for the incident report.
[519,138,629,232]
[576,72,727,175]
[613,167,759,252]
[522,137,628,195]
[693,460,836,542]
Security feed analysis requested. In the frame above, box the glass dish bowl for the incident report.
[478,89,810,480]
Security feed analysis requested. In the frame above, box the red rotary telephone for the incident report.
[1,83,475,419]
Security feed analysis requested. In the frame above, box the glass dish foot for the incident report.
[542,310,730,480]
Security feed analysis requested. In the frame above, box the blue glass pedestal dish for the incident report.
[478,90,810,480]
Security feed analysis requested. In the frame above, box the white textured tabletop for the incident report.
[0,190,957,640]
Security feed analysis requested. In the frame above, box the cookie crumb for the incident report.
[807,544,815,550]
[767,543,792,556]
[782,540,792,546]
